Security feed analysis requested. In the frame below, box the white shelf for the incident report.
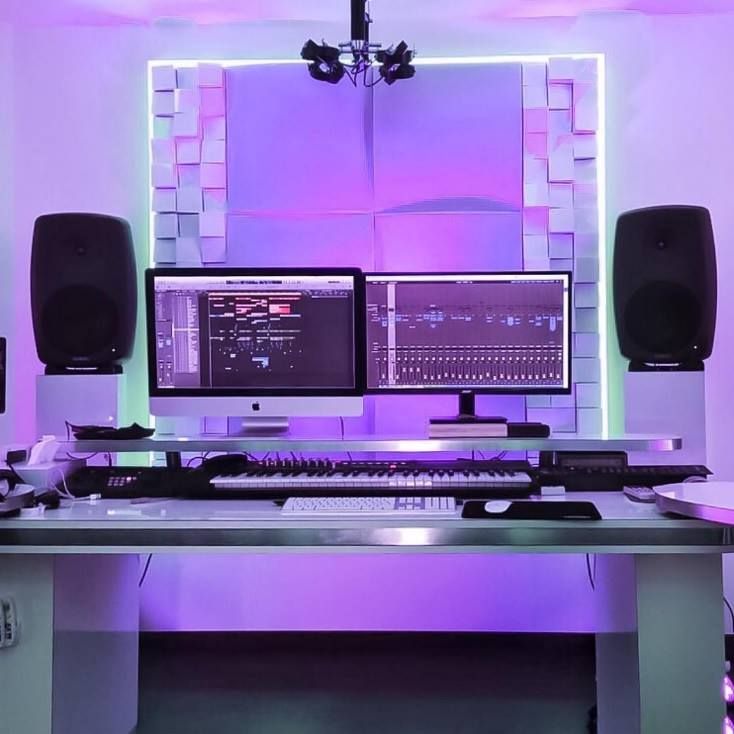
[60,434,681,455]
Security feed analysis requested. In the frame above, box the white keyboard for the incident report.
[281,496,457,516]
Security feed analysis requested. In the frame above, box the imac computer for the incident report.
[147,268,365,430]
[365,272,572,422]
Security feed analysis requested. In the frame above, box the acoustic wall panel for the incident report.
[150,62,227,267]
[375,213,523,272]
[373,64,523,212]
[226,214,374,270]
[152,64,176,91]
[522,56,602,434]
[227,65,372,214]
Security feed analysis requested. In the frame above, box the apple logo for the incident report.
[252,402,261,412]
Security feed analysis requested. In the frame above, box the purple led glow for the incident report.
[3,0,730,27]
[724,675,734,703]
[723,716,733,734]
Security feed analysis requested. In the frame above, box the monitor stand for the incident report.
[428,391,507,436]
[227,417,291,436]
[453,390,507,425]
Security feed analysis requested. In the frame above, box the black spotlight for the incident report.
[301,39,346,84]
[376,41,415,85]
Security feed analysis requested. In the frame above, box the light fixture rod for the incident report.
[351,0,368,42]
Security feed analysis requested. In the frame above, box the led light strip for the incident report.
[147,54,608,435]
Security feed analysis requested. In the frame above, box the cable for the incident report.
[51,466,75,500]
[585,554,596,591]
[338,417,354,461]
[139,554,153,587]
[4,460,24,486]
[725,596,734,634]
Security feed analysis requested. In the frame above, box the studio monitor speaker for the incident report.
[613,205,717,369]
[31,213,137,374]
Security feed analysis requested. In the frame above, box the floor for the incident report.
[137,633,596,734]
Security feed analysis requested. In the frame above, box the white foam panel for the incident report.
[152,65,176,91]
[522,57,601,431]
[150,63,228,271]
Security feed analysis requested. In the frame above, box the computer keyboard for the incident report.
[281,496,457,516]
[212,459,533,499]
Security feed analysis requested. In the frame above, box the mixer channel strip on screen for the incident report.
[210,459,534,499]
[369,346,564,387]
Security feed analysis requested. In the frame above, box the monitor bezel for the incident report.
[146,267,367,399]
[363,270,573,396]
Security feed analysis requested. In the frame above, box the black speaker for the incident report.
[31,213,137,374]
[613,205,716,369]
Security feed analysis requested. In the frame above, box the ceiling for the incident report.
[1,0,732,26]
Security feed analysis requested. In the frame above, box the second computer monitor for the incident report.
[365,272,572,395]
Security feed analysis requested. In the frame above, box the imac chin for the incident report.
[149,395,364,434]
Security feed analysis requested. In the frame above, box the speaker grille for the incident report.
[41,285,120,360]
[623,281,701,358]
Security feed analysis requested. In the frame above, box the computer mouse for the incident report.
[484,500,512,514]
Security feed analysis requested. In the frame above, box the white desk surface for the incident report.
[1,492,731,554]
[656,481,734,524]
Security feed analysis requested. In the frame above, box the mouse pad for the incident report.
[461,500,602,520]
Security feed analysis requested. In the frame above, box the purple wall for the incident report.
[140,553,621,633]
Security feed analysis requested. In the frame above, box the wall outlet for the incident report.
[0,597,19,648]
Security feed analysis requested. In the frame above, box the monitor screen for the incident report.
[365,272,571,394]
[147,269,365,398]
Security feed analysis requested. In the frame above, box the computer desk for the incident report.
[0,492,729,734]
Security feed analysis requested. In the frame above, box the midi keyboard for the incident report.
[62,459,534,500]
[210,459,534,499]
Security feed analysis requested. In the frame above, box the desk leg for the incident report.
[0,554,139,734]
[596,553,725,734]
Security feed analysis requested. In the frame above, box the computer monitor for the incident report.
[365,272,572,419]
[147,268,365,427]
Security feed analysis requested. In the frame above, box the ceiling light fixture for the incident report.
[301,0,415,87]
